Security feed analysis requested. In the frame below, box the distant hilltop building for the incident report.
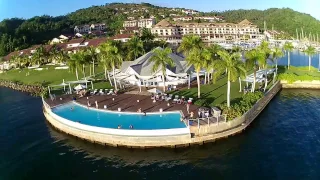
[74,23,106,34]
[194,16,225,22]
[172,16,193,22]
[123,18,156,29]
[151,19,260,45]
[181,9,199,15]
[172,16,224,22]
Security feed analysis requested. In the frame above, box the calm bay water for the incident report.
[1,87,320,179]
[276,50,320,68]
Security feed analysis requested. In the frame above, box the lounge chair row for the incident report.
[90,89,115,95]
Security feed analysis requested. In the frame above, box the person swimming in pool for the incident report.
[117,125,121,129]
[129,125,133,129]
[70,107,74,111]
[143,112,146,116]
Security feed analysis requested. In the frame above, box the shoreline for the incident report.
[42,81,283,148]
[0,80,45,96]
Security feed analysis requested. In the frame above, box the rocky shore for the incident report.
[0,80,46,96]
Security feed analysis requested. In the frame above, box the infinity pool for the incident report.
[52,102,186,130]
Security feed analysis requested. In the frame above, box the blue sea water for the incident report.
[274,50,320,68]
[52,102,185,130]
[1,83,320,178]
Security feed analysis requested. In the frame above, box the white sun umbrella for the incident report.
[147,88,163,94]
[74,84,86,90]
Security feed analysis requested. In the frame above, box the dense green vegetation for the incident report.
[1,2,320,57]
[219,8,320,39]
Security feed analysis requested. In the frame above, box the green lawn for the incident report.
[277,65,320,83]
[0,64,112,90]
[173,73,273,107]
[278,65,320,77]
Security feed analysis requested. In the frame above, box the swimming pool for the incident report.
[52,102,187,130]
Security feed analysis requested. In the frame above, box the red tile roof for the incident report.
[86,38,107,47]
[110,34,134,40]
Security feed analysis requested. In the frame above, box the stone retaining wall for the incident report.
[0,80,45,96]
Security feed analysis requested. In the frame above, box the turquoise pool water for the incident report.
[52,102,186,130]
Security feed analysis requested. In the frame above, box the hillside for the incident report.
[1,3,320,58]
[219,8,320,38]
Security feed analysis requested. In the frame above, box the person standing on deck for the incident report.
[95,101,99,109]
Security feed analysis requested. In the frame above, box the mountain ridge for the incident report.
[1,3,320,57]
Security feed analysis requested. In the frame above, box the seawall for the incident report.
[0,80,45,96]
[43,81,282,148]
[191,81,282,138]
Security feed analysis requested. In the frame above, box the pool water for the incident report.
[52,102,186,130]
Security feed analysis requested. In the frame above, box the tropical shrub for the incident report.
[218,92,263,121]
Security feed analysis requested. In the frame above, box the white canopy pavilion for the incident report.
[48,78,94,94]
[115,47,195,91]
[239,68,276,92]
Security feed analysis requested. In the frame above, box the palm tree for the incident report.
[86,46,98,76]
[206,44,223,83]
[186,48,211,98]
[149,47,175,92]
[245,49,266,92]
[283,42,294,69]
[98,51,111,83]
[126,35,144,61]
[271,47,284,74]
[213,50,246,108]
[140,28,155,42]
[49,45,59,63]
[99,40,123,90]
[231,46,242,53]
[258,41,271,68]
[178,35,203,56]
[304,45,316,71]
[79,50,90,78]
[68,52,83,80]
[55,50,68,64]
[10,55,19,68]
[32,45,47,66]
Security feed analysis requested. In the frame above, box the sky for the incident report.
[0,0,319,21]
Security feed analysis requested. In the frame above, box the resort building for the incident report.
[50,34,72,45]
[193,16,224,22]
[123,18,156,29]
[0,62,12,70]
[172,16,193,22]
[151,20,182,45]
[120,27,140,34]
[182,9,199,15]
[110,34,133,42]
[117,47,193,87]
[74,23,106,33]
[151,19,260,45]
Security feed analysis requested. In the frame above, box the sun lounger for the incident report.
[99,89,104,95]
[92,89,98,95]
[107,90,113,95]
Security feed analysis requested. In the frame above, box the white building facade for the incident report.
[123,18,156,29]
[151,19,260,44]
